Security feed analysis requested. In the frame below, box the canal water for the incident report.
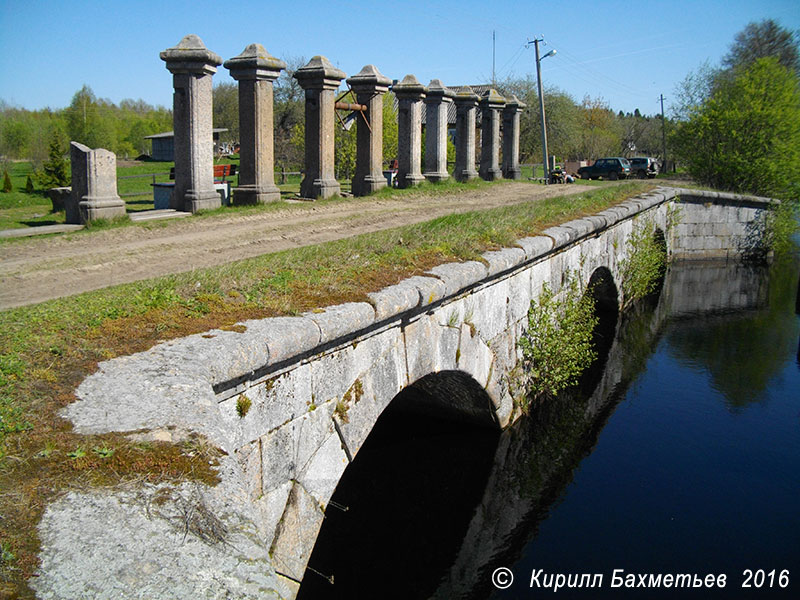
[298,251,800,600]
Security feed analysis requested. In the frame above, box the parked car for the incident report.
[629,157,658,179]
[578,157,631,180]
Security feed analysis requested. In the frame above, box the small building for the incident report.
[144,129,229,161]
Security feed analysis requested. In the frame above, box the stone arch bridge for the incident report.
[42,186,775,598]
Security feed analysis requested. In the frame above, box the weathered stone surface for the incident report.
[453,87,479,182]
[47,186,71,213]
[244,316,321,365]
[53,185,773,598]
[404,315,459,383]
[331,327,407,456]
[516,236,554,261]
[393,75,427,188]
[69,142,125,224]
[348,65,392,196]
[305,302,375,344]
[270,482,326,582]
[161,35,222,213]
[367,281,420,320]
[482,247,525,277]
[427,261,488,296]
[403,275,448,307]
[423,79,455,182]
[479,89,506,181]
[33,463,288,600]
[294,56,345,199]
[225,43,286,204]
[501,94,526,180]
[456,323,493,388]
[541,225,575,248]
[561,218,595,239]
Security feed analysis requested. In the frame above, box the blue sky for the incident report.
[1,0,797,117]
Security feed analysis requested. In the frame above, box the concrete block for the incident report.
[427,261,488,296]
[516,236,553,261]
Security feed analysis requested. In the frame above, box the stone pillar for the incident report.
[502,94,526,180]
[69,141,125,224]
[393,75,427,188]
[160,34,222,213]
[294,56,345,199]
[453,87,479,182]
[479,89,506,181]
[423,79,455,183]
[347,65,391,196]
[224,44,286,204]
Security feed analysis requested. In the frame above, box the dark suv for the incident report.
[629,157,658,179]
[578,157,631,180]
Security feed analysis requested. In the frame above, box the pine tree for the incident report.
[39,136,70,188]
[2,170,11,193]
[25,175,34,193]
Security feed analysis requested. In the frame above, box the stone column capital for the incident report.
[453,87,480,108]
[503,94,527,115]
[347,64,391,95]
[224,43,286,81]
[160,34,222,75]
[392,74,428,100]
[424,79,455,104]
[294,56,346,91]
[480,88,507,111]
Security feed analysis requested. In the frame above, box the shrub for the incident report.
[25,175,34,194]
[518,272,598,405]
[1,171,11,193]
[619,219,667,308]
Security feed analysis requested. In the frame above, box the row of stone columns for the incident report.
[160,35,526,209]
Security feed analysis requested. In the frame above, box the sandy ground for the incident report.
[0,183,594,309]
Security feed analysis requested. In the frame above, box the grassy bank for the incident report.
[0,180,654,596]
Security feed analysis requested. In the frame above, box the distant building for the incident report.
[144,129,229,161]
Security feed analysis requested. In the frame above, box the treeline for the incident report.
[497,78,665,164]
[0,86,173,165]
[669,19,800,200]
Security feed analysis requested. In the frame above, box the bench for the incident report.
[168,164,237,183]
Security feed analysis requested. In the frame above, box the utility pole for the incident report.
[532,38,549,181]
[660,94,667,174]
[492,30,496,86]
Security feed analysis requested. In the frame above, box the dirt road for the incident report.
[0,183,592,309]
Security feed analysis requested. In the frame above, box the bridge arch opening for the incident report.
[297,371,500,598]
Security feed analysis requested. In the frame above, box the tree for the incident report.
[274,56,306,170]
[1,170,11,193]
[212,82,239,144]
[670,57,800,199]
[579,96,621,160]
[39,132,70,188]
[722,19,799,74]
[25,175,34,193]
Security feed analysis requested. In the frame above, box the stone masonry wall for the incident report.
[45,187,775,599]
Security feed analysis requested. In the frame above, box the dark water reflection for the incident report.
[299,254,800,599]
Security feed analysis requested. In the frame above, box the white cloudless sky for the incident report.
[1,0,798,116]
